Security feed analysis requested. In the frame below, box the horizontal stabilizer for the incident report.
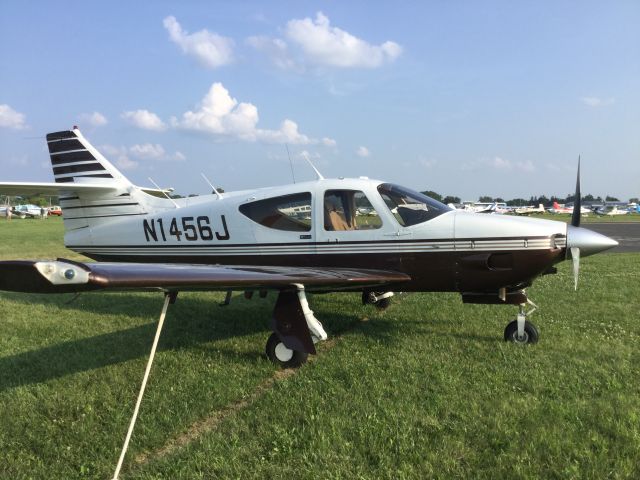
[0,259,410,294]
[0,181,170,197]
[0,181,118,196]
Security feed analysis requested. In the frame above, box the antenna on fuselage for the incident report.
[301,151,324,180]
[201,173,223,199]
[148,177,179,208]
[285,144,296,184]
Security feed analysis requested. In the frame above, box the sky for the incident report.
[1,1,638,201]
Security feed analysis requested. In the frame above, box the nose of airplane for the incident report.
[566,225,618,257]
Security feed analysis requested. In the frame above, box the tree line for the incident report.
[421,191,639,207]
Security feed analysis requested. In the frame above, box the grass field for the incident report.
[1,218,639,479]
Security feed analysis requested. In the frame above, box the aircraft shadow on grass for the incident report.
[0,292,379,392]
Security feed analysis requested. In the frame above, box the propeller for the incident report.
[571,156,581,228]
[565,156,618,288]
[571,157,581,290]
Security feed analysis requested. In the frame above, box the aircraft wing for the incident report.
[0,259,411,294]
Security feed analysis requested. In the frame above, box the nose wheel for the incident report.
[504,320,539,344]
[504,300,539,344]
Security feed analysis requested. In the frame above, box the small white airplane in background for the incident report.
[12,204,44,219]
[548,201,590,215]
[601,205,629,216]
[548,201,572,214]
[514,204,545,215]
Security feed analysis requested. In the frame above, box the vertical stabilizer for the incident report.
[46,128,132,186]
[45,128,166,241]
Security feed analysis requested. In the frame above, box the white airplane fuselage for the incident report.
[62,177,577,293]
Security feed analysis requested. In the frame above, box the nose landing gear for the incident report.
[504,300,539,344]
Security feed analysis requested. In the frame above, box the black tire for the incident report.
[362,292,392,310]
[265,332,308,368]
[362,291,375,305]
[503,320,539,344]
[374,297,391,310]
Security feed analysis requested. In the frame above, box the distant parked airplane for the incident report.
[599,205,629,216]
[12,204,43,219]
[548,201,590,215]
[514,204,545,216]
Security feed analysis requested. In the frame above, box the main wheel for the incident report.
[374,297,391,310]
[504,320,539,344]
[362,292,392,310]
[265,333,308,368]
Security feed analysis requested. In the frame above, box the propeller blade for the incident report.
[571,156,581,227]
[570,246,580,290]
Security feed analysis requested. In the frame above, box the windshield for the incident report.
[377,183,452,226]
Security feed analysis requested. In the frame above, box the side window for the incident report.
[324,190,382,231]
[239,193,312,232]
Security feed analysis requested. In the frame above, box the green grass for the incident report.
[1,217,639,479]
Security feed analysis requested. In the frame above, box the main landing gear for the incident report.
[266,284,327,368]
[362,291,394,310]
[504,300,539,344]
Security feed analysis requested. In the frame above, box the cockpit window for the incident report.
[377,183,452,226]
[239,193,311,232]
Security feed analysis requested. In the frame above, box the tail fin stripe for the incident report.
[46,131,77,141]
[51,151,96,165]
[54,173,113,184]
[75,173,113,179]
[54,163,106,175]
[48,139,84,153]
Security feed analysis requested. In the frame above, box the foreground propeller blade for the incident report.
[571,156,581,227]
[570,246,580,290]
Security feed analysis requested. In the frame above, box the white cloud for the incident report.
[356,146,370,157]
[463,156,535,173]
[284,12,402,68]
[100,145,139,170]
[492,156,511,169]
[130,143,186,162]
[163,16,234,69]
[129,143,166,160]
[173,82,322,145]
[0,104,27,129]
[322,137,337,147]
[417,156,437,169]
[121,109,167,131]
[246,35,298,70]
[172,151,187,162]
[100,143,186,169]
[79,111,108,127]
[580,96,615,107]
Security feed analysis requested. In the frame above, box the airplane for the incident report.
[548,201,590,215]
[0,128,619,359]
[514,204,545,215]
[454,202,501,214]
[12,204,44,219]
[598,205,629,216]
